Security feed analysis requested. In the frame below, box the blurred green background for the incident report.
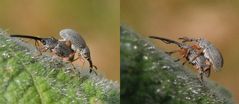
[0,0,119,81]
[121,0,239,103]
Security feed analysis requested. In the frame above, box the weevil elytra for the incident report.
[59,29,97,75]
[149,36,219,83]
[178,36,224,71]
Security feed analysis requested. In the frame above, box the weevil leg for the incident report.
[68,53,75,62]
[34,40,43,55]
[203,60,212,78]
[87,58,98,75]
[70,53,85,71]
[62,56,80,74]
[191,44,201,50]
[65,53,81,74]
[93,65,98,69]
[69,62,78,73]
[190,45,203,62]
[197,68,204,83]
[174,49,189,63]
[80,58,85,68]
[78,57,86,71]
[68,51,79,62]
[203,68,211,78]
[74,54,85,66]
[181,48,190,65]
[174,59,180,62]
[182,60,187,65]
[174,56,186,62]
[165,50,181,55]
[191,51,203,62]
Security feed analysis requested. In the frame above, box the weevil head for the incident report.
[41,37,58,49]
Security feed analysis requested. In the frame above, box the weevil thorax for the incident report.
[53,41,74,57]
[59,29,87,52]
[197,38,223,71]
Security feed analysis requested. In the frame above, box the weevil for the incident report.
[59,29,97,75]
[149,36,213,83]
[178,36,224,71]
[10,35,78,72]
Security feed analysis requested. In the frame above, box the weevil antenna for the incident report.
[10,34,42,41]
[149,36,184,48]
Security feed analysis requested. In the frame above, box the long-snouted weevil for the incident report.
[59,29,97,75]
[178,36,223,71]
[10,34,78,72]
[149,36,217,83]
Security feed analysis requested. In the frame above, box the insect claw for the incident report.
[93,65,98,70]
[182,40,187,43]
[182,61,187,65]
[165,51,173,55]
[174,59,180,62]
[89,69,98,75]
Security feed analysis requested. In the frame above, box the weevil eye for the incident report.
[41,40,46,45]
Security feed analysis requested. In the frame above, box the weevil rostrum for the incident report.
[149,36,223,83]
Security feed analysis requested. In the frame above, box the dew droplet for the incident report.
[15,80,21,84]
[147,46,155,50]
[2,52,11,58]
[133,45,138,50]
[167,79,171,82]
[0,44,6,48]
[185,96,191,100]
[162,65,170,69]
[173,79,177,85]
[156,88,161,93]
[143,56,148,60]
[6,39,11,42]
[192,89,199,94]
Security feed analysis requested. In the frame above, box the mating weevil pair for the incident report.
[149,36,223,83]
[10,29,97,75]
